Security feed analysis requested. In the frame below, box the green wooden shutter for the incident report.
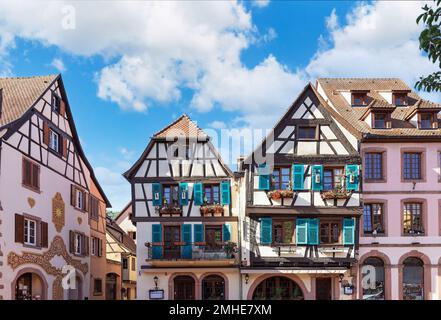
[343,218,355,245]
[152,224,162,259]
[308,218,319,245]
[260,218,272,245]
[220,181,231,205]
[311,165,324,191]
[193,182,203,205]
[222,224,231,242]
[296,218,308,245]
[194,224,204,243]
[258,164,270,190]
[179,182,189,206]
[346,165,360,191]
[152,183,162,206]
[292,164,304,190]
[182,224,192,258]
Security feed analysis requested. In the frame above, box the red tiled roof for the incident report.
[153,114,207,139]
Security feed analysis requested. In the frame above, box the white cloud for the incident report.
[252,0,270,8]
[50,57,66,72]
[208,120,227,129]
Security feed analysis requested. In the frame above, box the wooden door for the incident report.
[164,226,181,259]
[174,276,195,300]
[316,277,332,300]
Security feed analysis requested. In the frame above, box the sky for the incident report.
[0,0,438,211]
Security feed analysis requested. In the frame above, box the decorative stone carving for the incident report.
[27,197,36,208]
[52,193,65,233]
[7,236,88,300]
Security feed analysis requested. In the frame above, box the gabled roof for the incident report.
[106,217,136,255]
[153,114,207,139]
[0,74,111,207]
[0,75,58,127]
[316,78,441,138]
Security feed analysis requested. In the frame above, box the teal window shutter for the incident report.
[292,164,304,190]
[258,164,270,190]
[193,182,203,205]
[311,165,324,191]
[194,224,204,243]
[182,224,192,258]
[295,218,308,245]
[179,182,189,206]
[343,218,355,245]
[220,181,231,205]
[152,183,162,206]
[308,218,319,245]
[222,224,231,242]
[346,165,360,191]
[260,218,272,245]
[152,224,162,259]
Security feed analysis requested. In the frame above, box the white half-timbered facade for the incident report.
[124,115,240,300]
[0,75,110,300]
[240,83,362,300]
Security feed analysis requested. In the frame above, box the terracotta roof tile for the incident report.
[153,114,207,139]
[0,75,58,127]
[317,78,441,137]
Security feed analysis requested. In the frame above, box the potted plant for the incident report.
[223,242,237,258]
[267,190,282,200]
[321,185,351,200]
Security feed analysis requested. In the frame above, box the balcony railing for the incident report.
[145,242,238,261]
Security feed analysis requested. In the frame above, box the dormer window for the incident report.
[372,112,391,129]
[351,92,368,106]
[418,112,437,129]
[393,92,408,106]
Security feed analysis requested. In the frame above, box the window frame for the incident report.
[74,233,83,255]
[362,203,386,236]
[272,220,294,245]
[402,151,424,182]
[22,157,40,192]
[52,94,61,113]
[162,184,180,207]
[418,112,436,129]
[372,112,389,129]
[24,218,37,246]
[93,278,103,295]
[271,167,291,190]
[204,224,223,251]
[319,220,341,244]
[364,152,384,182]
[351,92,368,106]
[392,92,408,106]
[402,201,425,236]
[323,167,345,191]
[297,126,317,140]
[203,184,220,205]
[49,128,61,153]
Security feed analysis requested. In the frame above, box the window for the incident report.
[373,113,387,129]
[128,231,136,240]
[49,129,60,152]
[363,203,384,234]
[24,218,37,246]
[362,258,385,300]
[403,257,424,300]
[298,126,316,140]
[94,279,103,295]
[403,202,424,235]
[403,152,422,180]
[272,221,294,244]
[89,196,99,219]
[74,233,82,255]
[131,257,136,271]
[320,221,340,244]
[419,113,434,129]
[162,185,179,206]
[393,92,408,106]
[74,188,87,211]
[323,167,344,191]
[205,225,222,250]
[52,94,61,113]
[91,237,101,256]
[173,144,191,159]
[365,153,383,180]
[352,93,368,106]
[22,158,40,191]
[271,167,291,190]
[204,184,220,204]
[202,275,225,300]
[122,258,128,269]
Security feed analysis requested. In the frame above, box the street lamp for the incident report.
[153,276,159,289]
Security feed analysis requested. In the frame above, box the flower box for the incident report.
[200,204,224,216]
[159,205,182,216]
[267,189,294,200]
[321,189,351,200]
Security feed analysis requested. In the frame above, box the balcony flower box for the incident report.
[321,188,351,200]
[267,189,294,200]
[200,204,224,216]
[159,205,182,216]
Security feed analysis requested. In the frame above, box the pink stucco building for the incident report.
[317,78,441,300]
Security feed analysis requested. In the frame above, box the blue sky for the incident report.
[0,1,437,210]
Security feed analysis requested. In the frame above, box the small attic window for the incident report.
[393,92,408,106]
[418,112,437,129]
[372,112,391,129]
[351,92,368,106]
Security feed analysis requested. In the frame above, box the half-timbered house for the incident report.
[124,115,240,300]
[0,75,110,300]
[240,83,362,300]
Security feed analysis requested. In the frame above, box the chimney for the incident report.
[237,155,245,172]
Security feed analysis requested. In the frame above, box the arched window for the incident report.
[202,275,225,300]
[362,257,385,300]
[252,276,304,300]
[173,275,195,300]
[403,257,424,300]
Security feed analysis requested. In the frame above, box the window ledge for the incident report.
[22,184,41,194]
